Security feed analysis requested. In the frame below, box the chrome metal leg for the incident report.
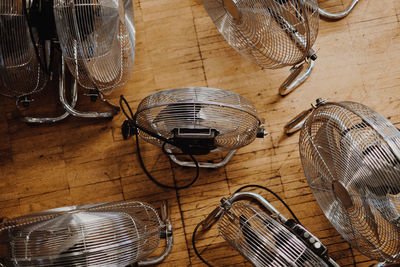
[59,57,120,119]
[318,0,359,20]
[168,149,237,169]
[138,201,173,266]
[279,59,315,96]
[19,62,78,124]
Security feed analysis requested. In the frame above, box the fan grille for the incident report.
[0,201,162,266]
[300,102,400,263]
[202,0,319,68]
[136,87,261,151]
[53,0,135,94]
[0,0,47,97]
[218,201,328,266]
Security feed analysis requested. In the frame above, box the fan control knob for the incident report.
[285,219,328,258]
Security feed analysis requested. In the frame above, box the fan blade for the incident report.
[153,103,203,124]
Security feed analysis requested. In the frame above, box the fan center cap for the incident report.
[333,181,353,209]
[222,0,240,21]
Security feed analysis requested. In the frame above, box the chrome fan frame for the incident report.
[202,0,320,95]
[197,191,339,266]
[291,99,400,264]
[0,200,173,266]
[135,87,267,168]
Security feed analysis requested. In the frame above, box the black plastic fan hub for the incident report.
[171,128,219,155]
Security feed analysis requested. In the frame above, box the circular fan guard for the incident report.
[0,201,162,266]
[53,0,135,94]
[0,0,47,98]
[135,87,262,152]
[218,201,330,266]
[299,101,400,263]
[202,0,320,68]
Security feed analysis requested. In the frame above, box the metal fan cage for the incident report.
[299,101,400,263]
[218,201,329,266]
[53,0,135,94]
[136,87,261,151]
[0,201,163,266]
[0,0,47,98]
[202,0,319,68]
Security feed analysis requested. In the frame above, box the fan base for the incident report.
[167,149,237,169]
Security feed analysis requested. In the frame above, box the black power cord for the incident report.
[119,95,200,190]
[234,184,300,224]
[192,184,300,266]
[22,0,49,75]
[192,220,213,267]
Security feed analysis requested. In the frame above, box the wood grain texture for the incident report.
[0,0,398,266]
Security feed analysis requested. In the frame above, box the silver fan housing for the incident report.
[136,87,262,153]
[0,201,163,266]
[300,101,400,263]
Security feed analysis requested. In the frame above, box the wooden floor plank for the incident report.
[0,0,398,266]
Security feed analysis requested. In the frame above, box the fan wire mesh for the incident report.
[218,201,329,266]
[202,0,319,68]
[300,101,400,263]
[0,0,47,97]
[135,87,261,151]
[0,201,162,266]
[53,0,135,94]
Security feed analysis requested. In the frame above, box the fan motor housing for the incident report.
[172,128,219,155]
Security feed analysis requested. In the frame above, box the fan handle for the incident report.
[279,59,315,96]
[59,57,120,119]
[284,98,326,135]
[318,0,359,20]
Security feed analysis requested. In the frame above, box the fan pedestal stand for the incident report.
[18,65,79,124]
[59,58,120,119]
[279,58,315,96]
[167,149,237,169]
[318,0,359,20]
[284,98,326,135]
[17,57,119,123]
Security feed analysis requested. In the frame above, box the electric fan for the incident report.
[317,0,359,20]
[202,0,320,95]
[125,87,266,169]
[0,200,173,266]
[193,190,339,266]
[285,99,400,265]
[0,0,135,123]
[0,0,75,123]
[53,0,135,119]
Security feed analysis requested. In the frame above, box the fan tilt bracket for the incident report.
[279,54,317,96]
[318,0,359,20]
[59,58,120,119]
[16,54,80,124]
[284,98,326,135]
[137,201,174,266]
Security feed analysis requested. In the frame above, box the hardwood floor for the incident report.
[0,0,398,266]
